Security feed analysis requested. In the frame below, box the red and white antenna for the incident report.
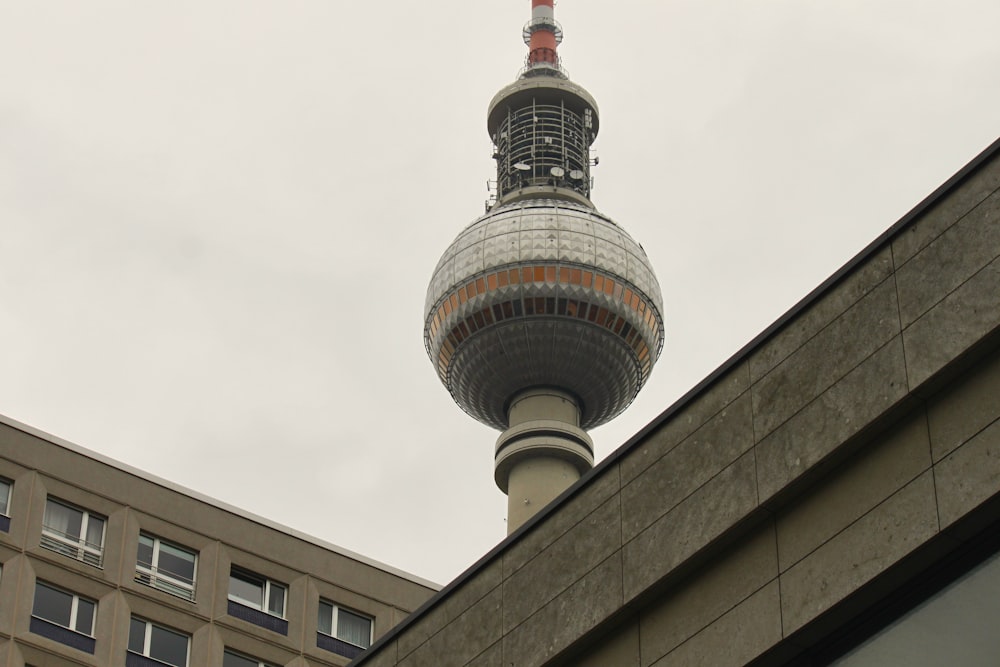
[522,0,564,74]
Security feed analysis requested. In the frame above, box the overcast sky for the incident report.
[1,1,998,586]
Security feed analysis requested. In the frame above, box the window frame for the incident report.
[223,648,277,667]
[135,533,198,601]
[318,599,374,650]
[0,477,11,533]
[127,616,190,667]
[40,497,106,568]
[0,477,11,516]
[31,580,97,637]
[228,568,286,618]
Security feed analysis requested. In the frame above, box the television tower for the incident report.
[424,0,665,533]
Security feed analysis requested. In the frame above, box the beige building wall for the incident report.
[351,139,1000,667]
[0,421,437,667]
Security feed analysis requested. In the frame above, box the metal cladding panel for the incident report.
[317,632,366,659]
[227,600,289,635]
[424,197,663,430]
[426,199,663,315]
[30,616,97,654]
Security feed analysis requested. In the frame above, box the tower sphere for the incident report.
[423,197,664,431]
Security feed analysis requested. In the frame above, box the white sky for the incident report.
[1,0,998,586]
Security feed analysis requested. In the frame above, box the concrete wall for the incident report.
[0,424,437,667]
[353,138,1000,667]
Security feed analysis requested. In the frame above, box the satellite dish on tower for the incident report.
[514,163,531,171]
[550,167,565,178]
[569,170,584,180]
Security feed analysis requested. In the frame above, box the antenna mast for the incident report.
[523,0,564,76]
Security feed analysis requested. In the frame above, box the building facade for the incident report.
[351,138,1000,667]
[0,418,437,667]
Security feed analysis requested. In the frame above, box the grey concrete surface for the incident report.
[650,582,783,667]
[620,361,750,485]
[775,410,932,571]
[903,256,1000,388]
[751,275,901,440]
[748,247,896,383]
[621,391,753,542]
[896,190,1000,327]
[779,472,938,635]
[935,418,1000,528]
[639,524,778,666]
[927,347,1000,462]
[622,452,758,602]
[755,336,909,502]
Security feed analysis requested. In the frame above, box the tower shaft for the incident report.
[495,389,593,533]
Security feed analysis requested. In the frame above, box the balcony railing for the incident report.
[40,527,104,568]
[135,563,196,602]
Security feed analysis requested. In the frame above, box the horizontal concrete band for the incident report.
[495,420,594,493]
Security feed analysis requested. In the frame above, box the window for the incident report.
[0,477,10,515]
[227,567,288,634]
[30,581,96,653]
[830,548,1000,666]
[223,649,276,667]
[229,569,285,617]
[318,600,373,658]
[0,478,10,532]
[135,534,197,601]
[40,498,105,567]
[127,617,188,667]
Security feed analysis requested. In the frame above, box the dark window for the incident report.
[0,478,10,532]
[830,549,1000,666]
[228,569,285,617]
[32,581,95,634]
[0,478,11,516]
[128,617,188,667]
[318,599,372,658]
[31,582,96,653]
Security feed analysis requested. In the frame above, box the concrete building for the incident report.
[352,138,1000,666]
[0,418,437,667]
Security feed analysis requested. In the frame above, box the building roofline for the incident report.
[0,411,440,592]
[350,134,1000,664]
